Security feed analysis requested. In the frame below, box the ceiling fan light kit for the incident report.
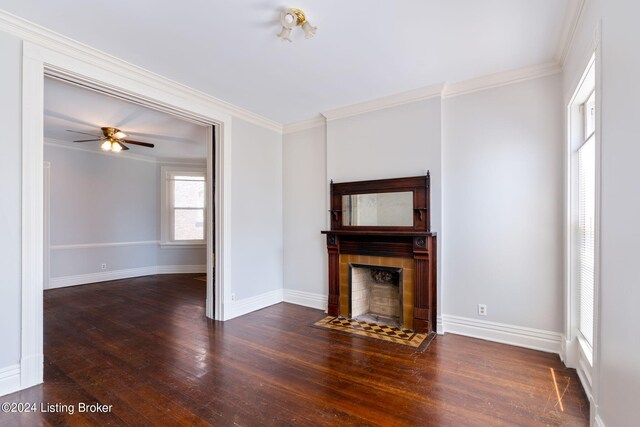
[277,8,316,42]
[110,141,123,152]
[68,126,155,153]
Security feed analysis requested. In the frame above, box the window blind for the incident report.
[578,136,595,347]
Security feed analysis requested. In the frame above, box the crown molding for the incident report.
[555,0,587,66]
[321,83,445,121]
[282,116,326,134]
[44,138,206,165]
[442,61,562,99]
[0,9,283,133]
[317,61,562,122]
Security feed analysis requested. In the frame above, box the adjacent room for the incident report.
[0,1,638,426]
[43,77,210,289]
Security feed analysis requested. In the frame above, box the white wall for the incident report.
[231,119,283,300]
[44,144,207,283]
[563,0,640,425]
[326,98,442,194]
[283,126,327,297]
[442,74,564,333]
[0,31,22,370]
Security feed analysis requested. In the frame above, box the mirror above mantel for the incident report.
[342,191,414,227]
[329,173,431,232]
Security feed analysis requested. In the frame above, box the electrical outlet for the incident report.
[231,293,236,302]
[478,304,487,316]
[101,263,107,270]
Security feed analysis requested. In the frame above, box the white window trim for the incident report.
[160,165,207,248]
[568,57,596,369]
[565,44,601,411]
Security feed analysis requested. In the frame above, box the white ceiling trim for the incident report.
[0,9,283,134]
[554,0,587,66]
[282,116,326,134]
[321,83,445,121]
[442,61,562,99]
[44,138,206,166]
[307,61,561,126]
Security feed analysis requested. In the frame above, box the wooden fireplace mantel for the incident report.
[321,174,437,335]
[321,230,437,334]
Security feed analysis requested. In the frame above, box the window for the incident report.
[578,91,595,348]
[568,56,597,363]
[161,167,206,246]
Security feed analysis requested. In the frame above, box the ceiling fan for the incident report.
[67,127,155,152]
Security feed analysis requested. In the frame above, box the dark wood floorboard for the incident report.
[0,274,588,426]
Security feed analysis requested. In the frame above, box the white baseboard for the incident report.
[0,364,21,397]
[155,264,207,274]
[48,266,157,288]
[48,265,207,289]
[442,314,562,354]
[283,289,327,311]
[227,289,284,320]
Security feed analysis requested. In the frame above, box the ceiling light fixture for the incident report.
[100,138,124,153]
[111,141,123,153]
[277,8,317,42]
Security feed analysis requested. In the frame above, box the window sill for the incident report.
[159,242,206,249]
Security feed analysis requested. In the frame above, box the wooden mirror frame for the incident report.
[329,173,431,232]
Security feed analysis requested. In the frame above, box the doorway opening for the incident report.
[21,41,232,390]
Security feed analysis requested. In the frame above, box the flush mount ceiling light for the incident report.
[277,8,317,42]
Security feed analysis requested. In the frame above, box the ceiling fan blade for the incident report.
[122,139,154,148]
[67,130,100,137]
[118,142,130,151]
[73,139,103,142]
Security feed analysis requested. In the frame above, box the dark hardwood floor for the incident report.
[0,274,588,426]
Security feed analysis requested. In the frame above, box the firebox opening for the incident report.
[349,264,402,329]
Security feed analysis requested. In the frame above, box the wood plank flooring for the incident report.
[0,274,588,426]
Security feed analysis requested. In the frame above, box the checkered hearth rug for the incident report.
[312,316,435,350]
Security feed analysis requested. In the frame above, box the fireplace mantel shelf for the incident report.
[321,230,437,237]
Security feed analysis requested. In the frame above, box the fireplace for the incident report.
[350,265,402,328]
[322,174,437,335]
[340,254,416,329]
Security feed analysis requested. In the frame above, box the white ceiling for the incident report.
[3,1,569,124]
[44,77,207,159]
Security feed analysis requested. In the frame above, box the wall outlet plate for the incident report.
[101,263,107,270]
[231,293,236,302]
[478,304,487,316]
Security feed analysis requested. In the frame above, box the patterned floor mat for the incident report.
[313,316,435,350]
